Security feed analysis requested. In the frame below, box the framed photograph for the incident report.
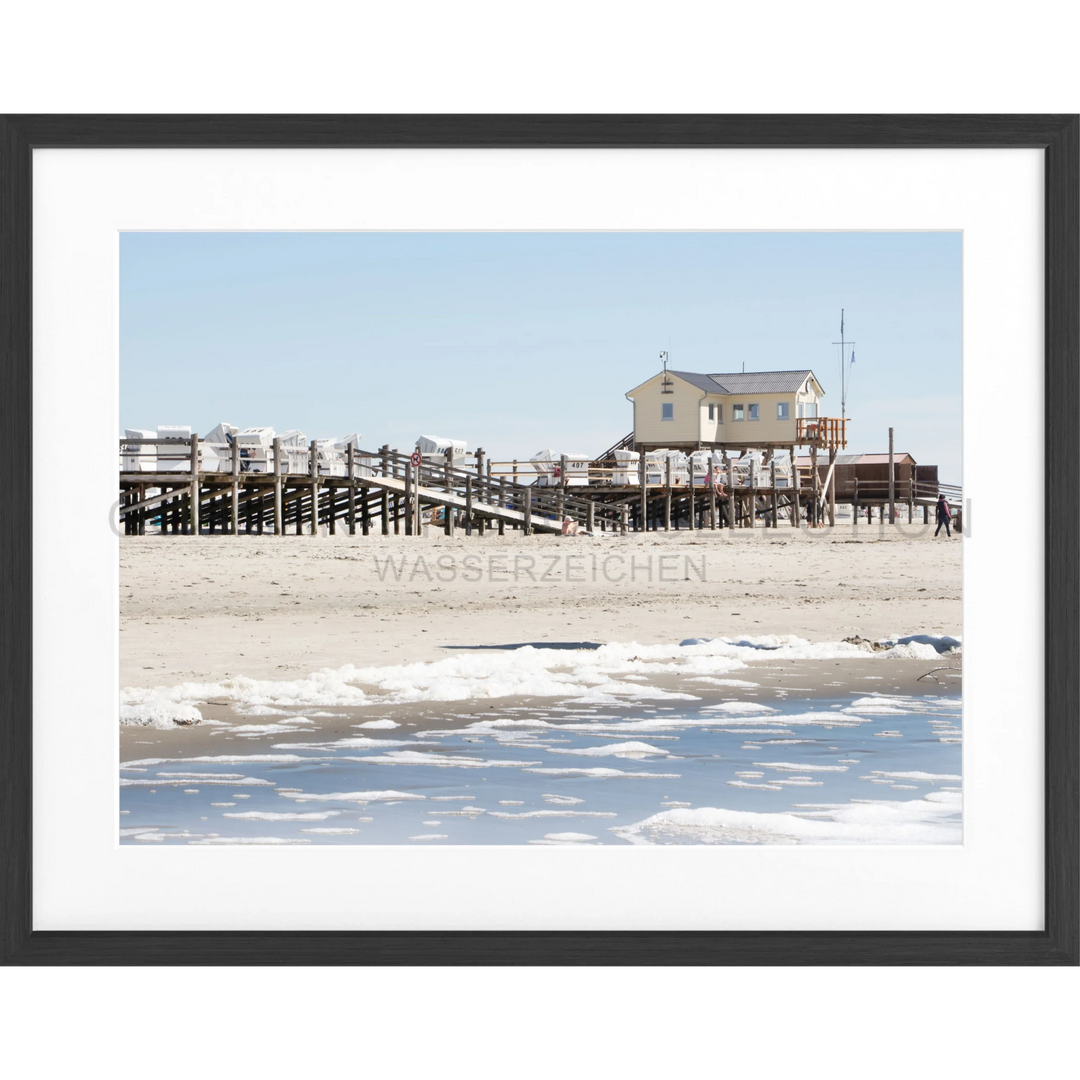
[1,115,1076,965]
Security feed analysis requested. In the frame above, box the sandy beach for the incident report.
[120,524,961,690]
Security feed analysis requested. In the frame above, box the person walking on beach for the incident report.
[935,494,952,537]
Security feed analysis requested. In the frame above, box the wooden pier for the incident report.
[119,437,961,537]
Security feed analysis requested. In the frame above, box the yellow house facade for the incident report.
[625,368,827,451]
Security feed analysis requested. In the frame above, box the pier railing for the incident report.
[119,436,960,537]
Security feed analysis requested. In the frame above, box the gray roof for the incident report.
[709,370,818,394]
[668,369,819,395]
[667,370,723,393]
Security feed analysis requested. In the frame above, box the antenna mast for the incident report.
[832,309,855,422]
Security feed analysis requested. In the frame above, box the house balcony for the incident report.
[797,417,848,450]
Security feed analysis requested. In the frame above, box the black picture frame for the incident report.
[1,114,1076,966]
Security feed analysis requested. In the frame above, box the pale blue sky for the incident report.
[120,232,962,480]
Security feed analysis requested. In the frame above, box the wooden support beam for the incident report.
[476,448,486,536]
[828,446,836,527]
[524,486,532,536]
[347,446,356,535]
[748,456,756,530]
[189,435,200,536]
[231,439,240,535]
[664,457,672,531]
[888,427,896,524]
[273,437,283,535]
[790,445,800,528]
[726,458,735,529]
[771,459,778,528]
[639,451,647,532]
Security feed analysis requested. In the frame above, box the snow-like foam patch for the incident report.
[700,702,778,715]
[355,719,400,729]
[120,632,960,724]
[277,789,424,803]
[524,767,680,779]
[120,775,271,787]
[222,810,342,821]
[612,791,962,845]
[866,770,962,782]
[301,827,360,834]
[344,751,540,769]
[489,809,617,819]
[189,836,312,845]
[119,699,203,728]
[753,761,849,773]
[546,741,671,759]
[409,834,448,841]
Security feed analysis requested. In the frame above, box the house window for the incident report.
[777,402,790,420]
[707,403,714,420]
[748,403,759,421]
[732,404,744,421]
[662,402,674,421]
[798,402,818,419]
[717,403,723,423]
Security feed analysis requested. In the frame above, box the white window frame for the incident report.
[777,401,790,420]
[707,403,714,421]
[661,402,674,421]
[748,403,759,421]
[732,404,744,421]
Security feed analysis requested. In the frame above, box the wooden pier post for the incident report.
[621,507,628,535]
[726,458,735,529]
[346,444,356,535]
[391,450,400,535]
[465,474,473,535]
[790,445,800,528]
[475,448,485,536]
[709,473,717,530]
[380,445,390,536]
[810,446,819,528]
[587,500,595,533]
[771,459,778,528]
[273,437,284,535]
[230,438,240,535]
[404,459,413,536]
[664,456,672,531]
[853,477,859,525]
[309,440,319,536]
[828,446,837,527]
[445,445,455,536]
[189,435,200,536]
[748,456,756,530]
[523,486,532,535]
[362,489,370,536]
[498,478,506,536]
[888,427,896,525]
[638,450,647,532]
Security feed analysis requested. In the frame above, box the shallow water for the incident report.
[120,687,961,846]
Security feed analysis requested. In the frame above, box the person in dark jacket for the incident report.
[935,494,952,537]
